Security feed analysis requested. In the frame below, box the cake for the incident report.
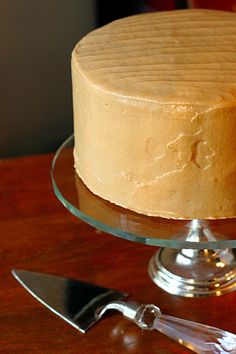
[71,9,236,219]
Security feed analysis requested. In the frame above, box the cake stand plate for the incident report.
[51,135,236,297]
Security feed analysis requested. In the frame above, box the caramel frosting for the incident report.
[72,9,236,219]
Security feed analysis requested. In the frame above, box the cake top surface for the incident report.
[73,9,236,106]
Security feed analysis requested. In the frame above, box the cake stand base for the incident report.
[149,247,236,297]
[148,219,236,297]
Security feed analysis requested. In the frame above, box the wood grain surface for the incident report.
[1,154,235,354]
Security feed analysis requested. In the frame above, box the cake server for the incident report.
[12,270,236,353]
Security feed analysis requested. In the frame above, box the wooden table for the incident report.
[1,154,235,353]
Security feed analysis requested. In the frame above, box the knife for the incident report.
[12,270,236,353]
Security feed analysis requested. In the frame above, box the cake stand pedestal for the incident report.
[149,219,236,297]
[51,135,236,297]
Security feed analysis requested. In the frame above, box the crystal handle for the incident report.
[97,302,236,353]
[153,314,236,353]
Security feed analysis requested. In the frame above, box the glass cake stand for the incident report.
[51,135,236,297]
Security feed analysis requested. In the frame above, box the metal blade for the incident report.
[12,270,128,333]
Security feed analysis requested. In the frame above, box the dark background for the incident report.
[1,0,235,158]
